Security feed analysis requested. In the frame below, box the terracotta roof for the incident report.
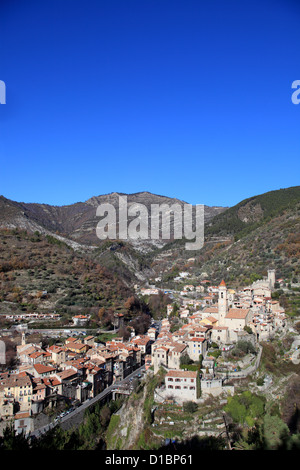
[0,373,32,389]
[66,337,78,343]
[226,308,250,319]
[48,345,64,352]
[66,341,88,351]
[166,370,197,379]
[203,307,218,313]
[34,364,56,374]
[206,316,218,323]
[15,411,31,419]
[193,326,209,332]
[57,369,78,380]
[219,280,226,287]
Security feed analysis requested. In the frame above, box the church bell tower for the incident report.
[218,279,228,326]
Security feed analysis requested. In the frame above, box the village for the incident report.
[0,269,288,437]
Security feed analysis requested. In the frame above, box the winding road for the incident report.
[30,364,145,439]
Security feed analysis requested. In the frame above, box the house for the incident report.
[201,377,226,397]
[156,370,199,404]
[146,327,157,341]
[84,336,96,347]
[211,325,229,343]
[185,337,206,361]
[14,411,34,435]
[180,309,190,319]
[17,345,44,364]
[0,372,33,414]
[130,335,151,355]
[144,354,152,370]
[151,341,187,373]
[33,363,57,379]
[28,350,52,365]
[47,345,66,365]
[184,285,195,291]
[195,285,205,293]
[84,363,106,397]
[167,304,173,316]
[72,314,90,326]
[200,316,218,328]
[65,341,90,355]
[31,379,48,402]
[53,369,81,399]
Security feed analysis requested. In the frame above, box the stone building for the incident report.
[155,370,198,404]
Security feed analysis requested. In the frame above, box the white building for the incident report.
[157,370,198,403]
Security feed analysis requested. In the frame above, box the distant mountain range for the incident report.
[0,186,299,287]
[0,191,226,249]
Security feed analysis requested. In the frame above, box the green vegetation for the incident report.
[206,186,300,239]
[260,339,300,376]
[225,391,265,427]
[105,415,121,449]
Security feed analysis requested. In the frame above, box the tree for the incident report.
[243,325,253,335]
[224,391,265,427]
[180,353,193,366]
[0,425,30,450]
[97,307,106,323]
[263,414,290,450]
[183,401,198,413]
[100,404,111,428]
[124,296,136,311]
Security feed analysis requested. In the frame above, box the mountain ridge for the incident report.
[0,192,227,247]
[0,186,299,318]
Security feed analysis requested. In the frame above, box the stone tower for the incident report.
[21,331,26,346]
[218,279,228,326]
[267,269,276,289]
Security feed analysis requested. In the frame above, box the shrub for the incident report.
[183,401,198,413]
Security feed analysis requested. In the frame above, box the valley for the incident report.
[0,186,299,451]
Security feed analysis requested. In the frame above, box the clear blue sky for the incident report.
[0,0,299,207]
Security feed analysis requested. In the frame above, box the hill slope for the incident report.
[145,186,300,294]
[0,228,133,321]
[0,192,226,247]
[205,186,300,240]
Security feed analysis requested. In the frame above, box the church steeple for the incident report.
[218,280,228,326]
